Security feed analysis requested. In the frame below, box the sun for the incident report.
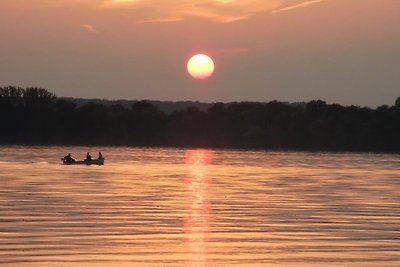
[187,54,215,80]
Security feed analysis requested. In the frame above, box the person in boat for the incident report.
[98,152,103,159]
[63,153,75,163]
[84,152,92,162]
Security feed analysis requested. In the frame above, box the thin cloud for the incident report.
[100,0,283,23]
[100,0,328,23]
[272,0,326,14]
[101,0,139,8]
[82,24,99,33]
[136,17,183,24]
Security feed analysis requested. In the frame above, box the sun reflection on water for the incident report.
[184,149,213,267]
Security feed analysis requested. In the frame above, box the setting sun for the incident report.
[187,54,215,80]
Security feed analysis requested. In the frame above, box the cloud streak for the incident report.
[272,0,326,14]
[82,24,99,33]
[99,0,325,23]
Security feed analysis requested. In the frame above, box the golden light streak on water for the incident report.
[184,150,212,267]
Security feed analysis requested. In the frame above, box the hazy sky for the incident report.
[1,0,399,106]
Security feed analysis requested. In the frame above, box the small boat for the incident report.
[62,158,105,166]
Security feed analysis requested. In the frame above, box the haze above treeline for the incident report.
[1,86,399,153]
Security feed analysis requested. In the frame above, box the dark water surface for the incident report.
[0,146,399,266]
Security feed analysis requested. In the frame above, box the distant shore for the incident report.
[1,86,400,153]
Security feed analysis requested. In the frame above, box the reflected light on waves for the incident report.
[184,149,213,267]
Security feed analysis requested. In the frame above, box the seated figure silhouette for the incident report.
[84,152,92,162]
[63,153,75,163]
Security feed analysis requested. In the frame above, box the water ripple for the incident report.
[0,146,399,266]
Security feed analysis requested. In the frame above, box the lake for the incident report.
[0,146,399,266]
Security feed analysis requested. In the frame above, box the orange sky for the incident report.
[0,0,399,106]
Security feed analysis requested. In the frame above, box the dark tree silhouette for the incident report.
[395,96,400,109]
[0,86,399,152]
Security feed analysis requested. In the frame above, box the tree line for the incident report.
[1,86,399,152]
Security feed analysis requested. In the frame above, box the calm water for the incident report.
[0,146,399,267]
